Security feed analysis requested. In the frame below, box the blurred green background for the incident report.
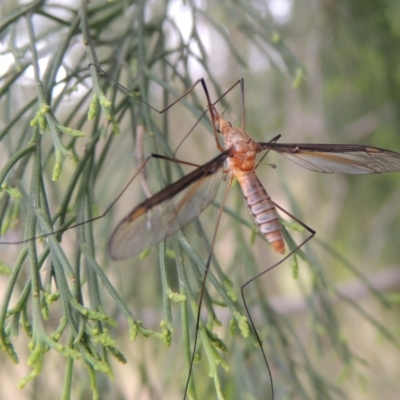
[0,1,400,399]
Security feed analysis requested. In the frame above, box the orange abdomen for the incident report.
[236,171,285,254]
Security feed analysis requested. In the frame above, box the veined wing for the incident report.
[261,142,400,174]
[108,150,230,260]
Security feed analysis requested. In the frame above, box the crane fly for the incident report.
[101,75,400,399]
[108,81,400,261]
[109,108,400,259]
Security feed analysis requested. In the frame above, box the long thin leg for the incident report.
[240,78,245,129]
[91,64,243,152]
[183,174,234,400]
[0,153,204,246]
[254,134,282,170]
[240,204,316,399]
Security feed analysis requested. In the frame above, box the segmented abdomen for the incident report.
[236,171,285,254]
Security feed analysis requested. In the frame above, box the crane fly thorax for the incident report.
[224,127,260,172]
[228,150,257,172]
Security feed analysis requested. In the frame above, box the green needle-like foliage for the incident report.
[0,1,399,400]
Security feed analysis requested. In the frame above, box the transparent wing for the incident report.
[261,143,400,174]
[108,151,229,260]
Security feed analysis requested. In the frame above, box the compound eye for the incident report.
[215,122,220,132]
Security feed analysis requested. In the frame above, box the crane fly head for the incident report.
[210,105,231,135]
